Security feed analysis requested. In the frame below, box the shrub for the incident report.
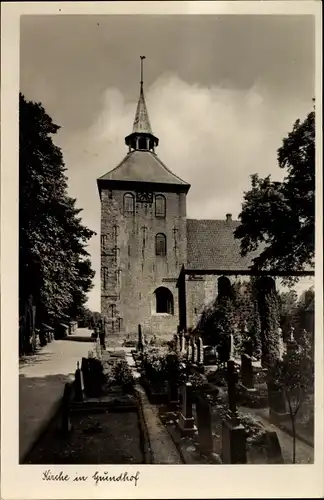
[188,371,207,390]
[111,359,134,389]
[239,414,267,443]
[142,347,169,386]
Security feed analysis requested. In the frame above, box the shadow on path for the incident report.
[19,372,74,462]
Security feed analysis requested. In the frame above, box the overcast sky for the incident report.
[20,14,315,310]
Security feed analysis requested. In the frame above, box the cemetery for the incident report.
[24,313,314,465]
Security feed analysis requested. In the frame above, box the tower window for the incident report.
[123,193,135,215]
[155,195,166,218]
[109,304,116,318]
[138,137,147,150]
[102,267,109,289]
[155,233,166,256]
[101,234,108,249]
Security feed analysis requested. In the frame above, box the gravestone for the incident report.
[177,382,196,436]
[81,357,90,396]
[173,333,179,351]
[137,324,144,352]
[179,331,185,352]
[241,353,255,391]
[187,343,192,362]
[74,361,83,401]
[222,360,247,464]
[196,394,213,455]
[243,337,254,357]
[191,341,198,364]
[61,383,72,433]
[167,353,179,404]
[197,337,204,365]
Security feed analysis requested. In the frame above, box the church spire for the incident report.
[125,56,159,152]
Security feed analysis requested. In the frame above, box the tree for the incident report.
[272,330,313,463]
[19,93,96,351]
[279,286,314,341]
[279,289,298,338]
[234,105,315,282]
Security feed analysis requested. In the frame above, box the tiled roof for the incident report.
[98,150,189,186]
[186,218,260,271]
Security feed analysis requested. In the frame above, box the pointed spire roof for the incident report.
[125,56,159,151]
[132,84,153,134]
[98,56,190,195]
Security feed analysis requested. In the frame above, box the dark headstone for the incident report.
[196,394,213,455]
[74,361,83,401]
[243,337,254,357]
[221,359,247,463]
[222,418,247,464]
[167,353,179,404]
[81,357,90,395]
[137,324,144,352]
[227,359,239,422]
[241,353,255,390]
[61,383,72,433]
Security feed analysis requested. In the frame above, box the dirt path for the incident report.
[19,328,93,462]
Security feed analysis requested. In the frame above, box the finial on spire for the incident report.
[140,55,146,86]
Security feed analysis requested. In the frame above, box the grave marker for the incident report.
[197,337,204,365]
[241,353,255,391]
[167,353,179,404]
[177,382,196,436]
[137,324,144,352]
[179,331,185,352]
[222,359,247,464]
[74,361,83,401]
[191,340,198,364]
[196,394,213,455]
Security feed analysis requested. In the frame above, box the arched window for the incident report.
[155,195,166,218]
[256,277,276,294]
[123,193,135,215]
[217,276,232,298]
[155,287,174,314]
[155,233,166,256]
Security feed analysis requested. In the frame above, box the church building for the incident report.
[96,60,302,337]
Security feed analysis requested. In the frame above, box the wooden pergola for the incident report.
[176,265,315,332]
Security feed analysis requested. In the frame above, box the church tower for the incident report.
[97,57,190,337]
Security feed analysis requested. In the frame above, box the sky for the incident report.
[20,14,315,310]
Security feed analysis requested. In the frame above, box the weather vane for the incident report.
[140,56,146,86]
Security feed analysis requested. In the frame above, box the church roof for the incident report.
[98,150,190,187]
[132,84,153,134]
[186,218,260,272]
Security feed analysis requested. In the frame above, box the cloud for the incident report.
[56,73,313,310]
